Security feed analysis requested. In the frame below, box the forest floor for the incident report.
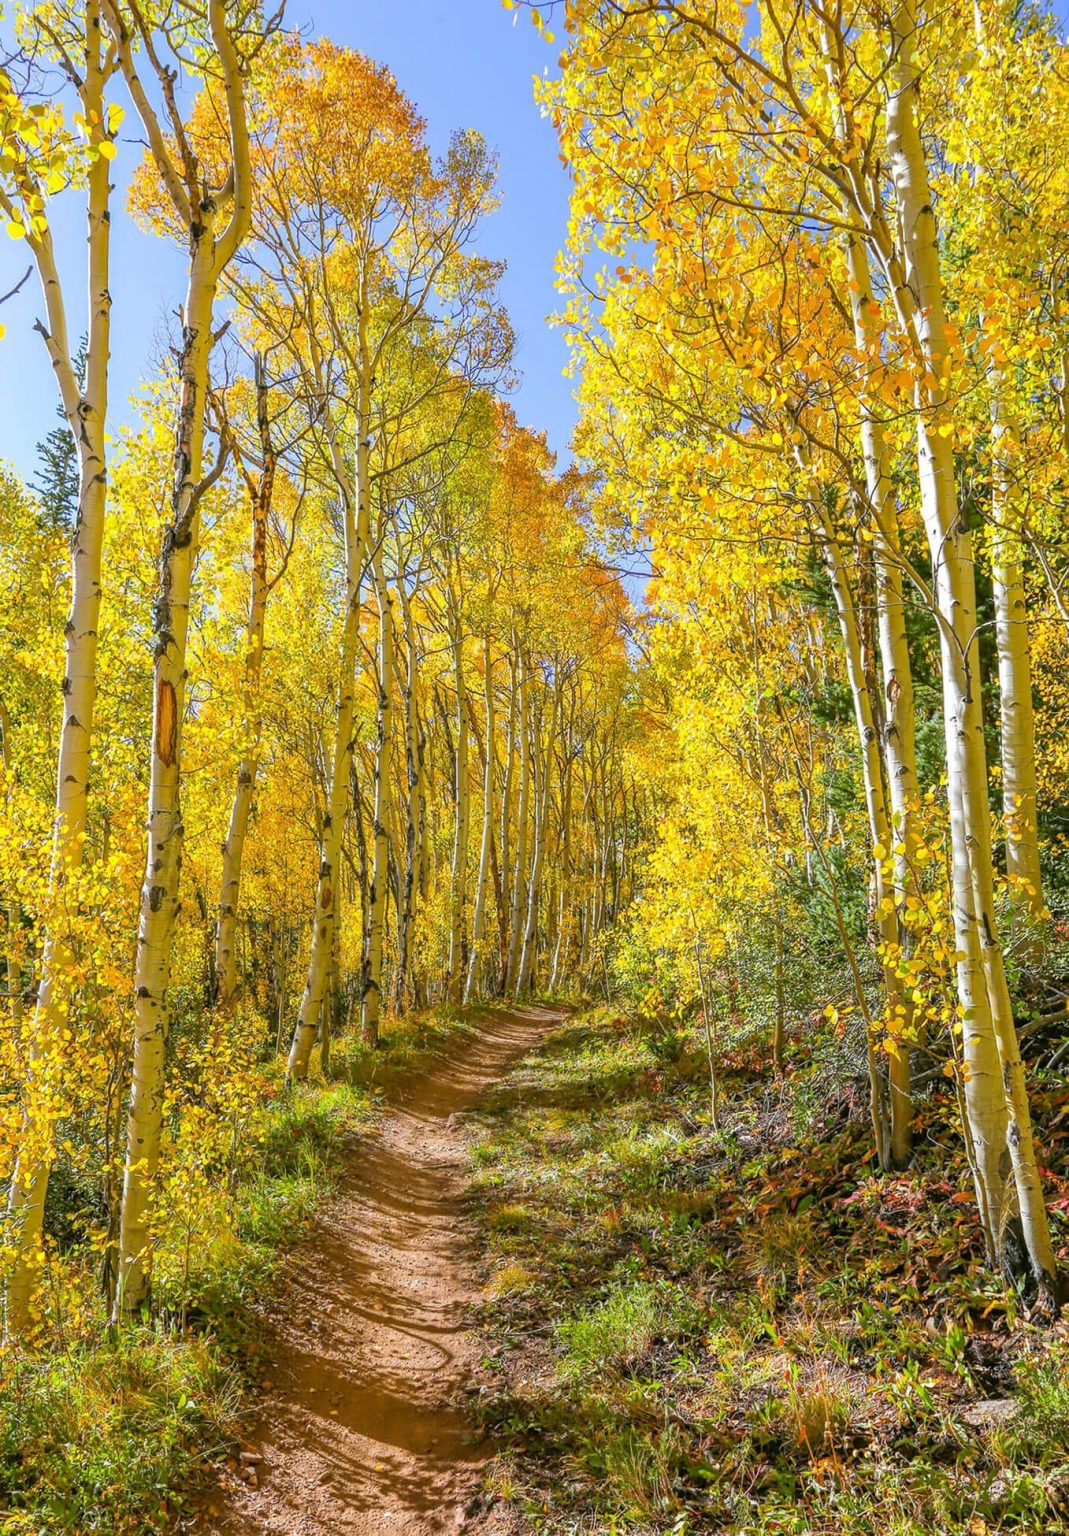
[467,1006,1069,1535]
[191,1004,562,1536]
[164,998,1069,1536]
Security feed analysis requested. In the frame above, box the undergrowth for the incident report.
[0,1005,472,1534]
[470,1007,1069,1534]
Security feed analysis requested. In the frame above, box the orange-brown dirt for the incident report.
[192,1006,560,1536]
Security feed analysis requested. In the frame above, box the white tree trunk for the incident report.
[465,636,495,1005]
[881,0,1056,1298]
[214,359,275,1012]
[498,648,518,959]
[842,227,918,1166]
[447,607,470,1002]
[116,246,219,1312]
[519,687,559,994]
[5,20,113,1332]
[549,721,574,994]
[395,583,425,1013]
[287,344,371,1078]
[361,552,394,1045]
[991,405,1043,915]
[505,650,530,994]
[815,511,901,1170]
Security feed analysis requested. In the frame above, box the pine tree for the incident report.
[32,338,85,531]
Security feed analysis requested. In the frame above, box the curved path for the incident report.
[195,1006,558,1536]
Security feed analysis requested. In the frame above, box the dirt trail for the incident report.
[195,1006,559,1536]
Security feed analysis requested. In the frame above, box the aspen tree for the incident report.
[446,599,471,1002]
[1,0,118,1334]
[395,580,427,1013]
[810,493,902,1171]
[212,355,283,1013]
[498,648,518,976]
[848,239,920,1081]
[519,675,561,994]
[505,645,530,994]
[101,0,262,1313]
[549,693,576,994]
[990,419,1043,915]
[361,548,394,1046]
[875,0,1055,1296]
[970,1,1044,919]
[465,635,495,1004]
[286,299,370,1080]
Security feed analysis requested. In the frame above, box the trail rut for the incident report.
[194,1006,559,1536]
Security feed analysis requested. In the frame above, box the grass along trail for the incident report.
[467,1008,1069,1534]
[194,1006,562,1536]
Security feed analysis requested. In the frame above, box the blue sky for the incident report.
[0,0,574,483]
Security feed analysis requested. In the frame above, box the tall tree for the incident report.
[1,2,118,1338]
[101,0,273,1314]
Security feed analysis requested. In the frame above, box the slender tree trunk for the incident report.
[881,0,1056,1300]
[465,635,495,1005]
[498,647,518,976]
[549,723,574,993]
[967,4,1044,921]
[505,649,530,994]
[520,688,559,994]
[489,825,507,998]
[5,15,113,1333]
[815,508,902,1171]
[116,231,223,1313]
[361,553,394,1045]
[517,713,542,996]
[287,330,371,1079]
[213,357,275,1013]
[395,585,425,1014]
[843,224,919,1162]
[447,606,470,1003]
[990,405,1043,916]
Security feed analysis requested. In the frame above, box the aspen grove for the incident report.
[6,0,1069,1530]
[0,5,631,1329]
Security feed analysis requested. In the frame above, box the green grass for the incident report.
[470,1005,1069,1534]
[555,1279,696,1382]
[0,1003,474,1533]
[0,1073,368,1533]
[0,1331,237,1533]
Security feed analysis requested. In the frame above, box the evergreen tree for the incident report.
[32,338,85,531]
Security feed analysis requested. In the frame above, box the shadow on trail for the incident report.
[195,1005,559,1536]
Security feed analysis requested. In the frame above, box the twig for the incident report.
[0,266,32,307]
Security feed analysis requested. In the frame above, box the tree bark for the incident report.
[213,356,276,1013]
[880,0,1056,1299]
[465,635,495,1005]
[446,604,470,1003]
[287,321,372,1079]
[361,551,394,1045]
[505,648,530,994]
[5,4,114,1334]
